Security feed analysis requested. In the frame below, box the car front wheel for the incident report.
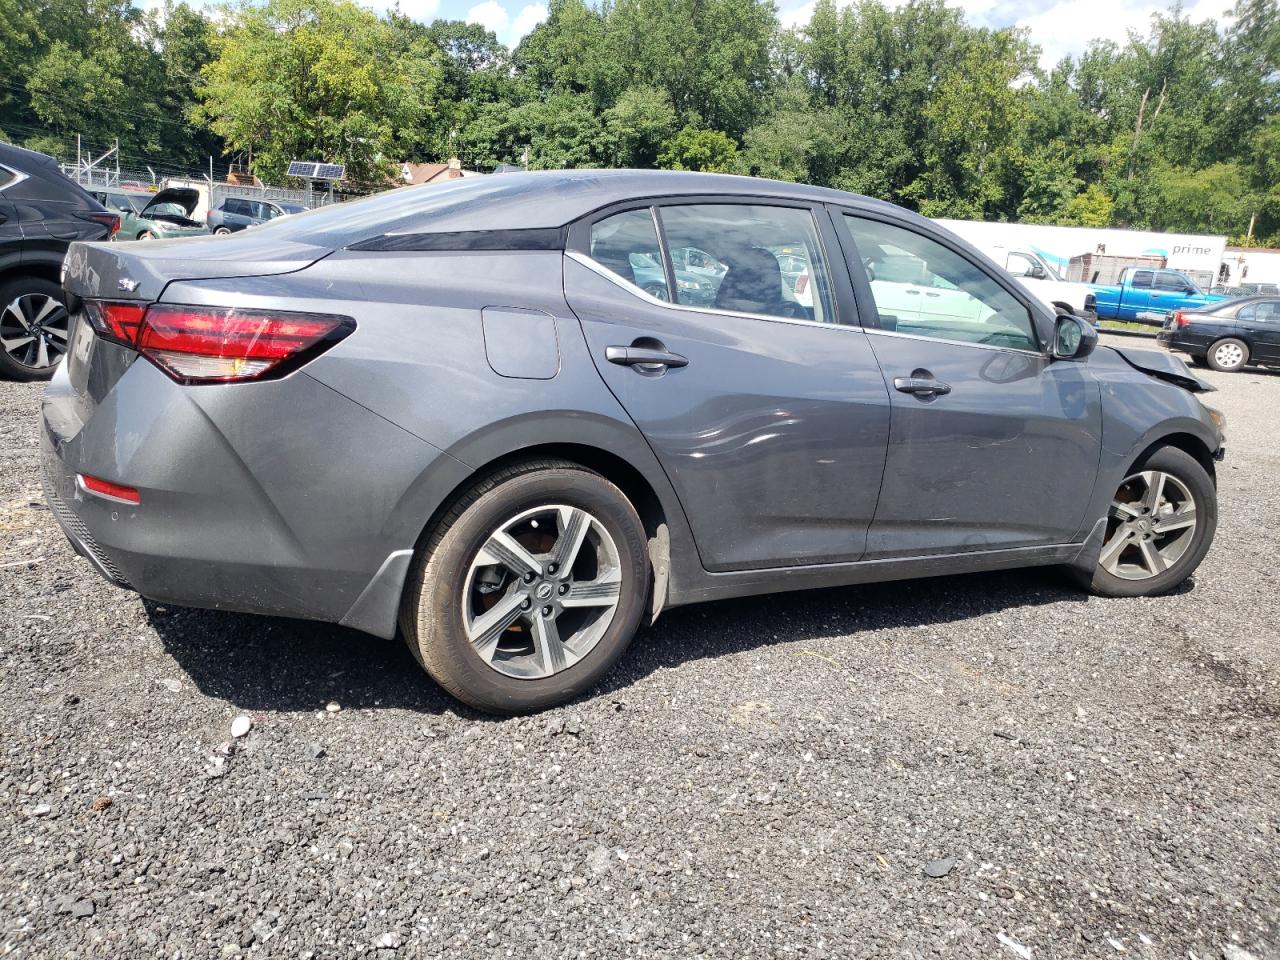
[1077,446,1216,597]
[0,276,71,381]
[214,227,232,236]
[401,460,650,714]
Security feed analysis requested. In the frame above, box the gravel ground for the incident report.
[2,341,1278,959]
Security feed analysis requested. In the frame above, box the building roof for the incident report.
[397,160,467,186]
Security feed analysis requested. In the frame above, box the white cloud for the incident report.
[466,0,510,33]
[1017,0,1230,70]
[465,0,546,44]
[389,0,441,20]
[778,0,1232,70]
[511,2,548,38]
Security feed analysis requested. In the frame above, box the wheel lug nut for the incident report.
[523,572,535,583]
[520,598,531,610]
[547,563,558,574]
[541,606,553,617]
[558,583,569,595]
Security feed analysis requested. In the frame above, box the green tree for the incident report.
[605,86,678,167]
[658,124,738,172]
[198,0,441,187]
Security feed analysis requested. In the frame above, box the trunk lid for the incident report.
[62,233,333,302]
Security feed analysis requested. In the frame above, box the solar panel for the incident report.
[287,161,317,178]
[314,163,345,180]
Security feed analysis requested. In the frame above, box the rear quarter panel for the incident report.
[159,249,701,602]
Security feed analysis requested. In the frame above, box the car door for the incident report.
[1147,270,1193,318]
[564,200,891,571]
[1122,270,1155,320]
[1239,299,1280,362]
[833,210,1102,558]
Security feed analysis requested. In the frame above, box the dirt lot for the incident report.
[2,342,1278,959]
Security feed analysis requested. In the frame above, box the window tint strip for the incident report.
[348,227,567,252]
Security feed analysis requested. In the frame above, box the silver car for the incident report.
[43,171,1224,713]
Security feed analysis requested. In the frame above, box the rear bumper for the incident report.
[39,350,467,637]
[1155,331,1202,355]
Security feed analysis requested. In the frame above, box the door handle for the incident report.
[606,345,689,368]
[893,376,951,397]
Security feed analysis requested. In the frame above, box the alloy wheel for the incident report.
[1098,470,1198,580]
[1213,341,1244,369]
[1,293,70,372]
[462,504,623,680]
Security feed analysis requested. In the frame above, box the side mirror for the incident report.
[1030,263,1047,280]
[1053,314,1098,360]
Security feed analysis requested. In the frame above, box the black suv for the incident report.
[0,142,118,380]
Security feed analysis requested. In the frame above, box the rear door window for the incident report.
[1131,270,1153,289]
[655,204,834,323]
[587,208,669,301]
[1155,272,1190,292]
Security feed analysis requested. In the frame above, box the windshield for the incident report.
[1038,257,1063,282]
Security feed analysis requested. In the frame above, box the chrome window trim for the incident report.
[566,250,855,333]
[864,326,1046,358]
[0,163,29,194]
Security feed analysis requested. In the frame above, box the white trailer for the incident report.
[1219,247,1280,290]
[937,219,1227,291]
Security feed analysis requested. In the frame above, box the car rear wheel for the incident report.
[214,227,232,236]
[139,232,155,241]
[1206,338,1248,372]
[401,460,649,714]
[1076,446,1216,597]
[0,276,71,382]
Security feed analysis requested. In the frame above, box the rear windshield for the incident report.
[239,176,553,248]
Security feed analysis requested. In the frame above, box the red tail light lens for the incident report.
[79,300,354,383]
[80,211,121,236]
[136,305,354,383]
[84,301,147,345]
[1174,310,1188,327]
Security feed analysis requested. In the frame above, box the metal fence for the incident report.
[58,151,322,209]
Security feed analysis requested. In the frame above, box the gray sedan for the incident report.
[45,171,1224,713]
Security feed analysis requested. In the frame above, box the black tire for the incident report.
[0,275,70,382]
[1074,446,1216,598]
[214,227,232,236]
[138,231,155,241]
[1206,337,1248,372]
[1188,354,1208,368]
[400,459,650,714]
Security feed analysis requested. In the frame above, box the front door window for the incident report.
[841,216,1039,351]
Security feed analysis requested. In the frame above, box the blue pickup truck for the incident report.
[1090,267,1226,324]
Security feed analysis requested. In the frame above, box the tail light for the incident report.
[80,211,121,236]
[81,300,354,384]
[1173,310,1189,327]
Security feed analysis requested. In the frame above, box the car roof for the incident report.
[0,140,60,172]
[248,169,912,248]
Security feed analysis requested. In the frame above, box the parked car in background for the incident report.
[0,142,117,381]
[93,186,209,241]
[1091,267,1226,324]
[207,196,307,234]
[47,171,1223,714]
[93,187,150,221]
[1158,296,1280,371]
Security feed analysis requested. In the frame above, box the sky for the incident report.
[149,0,1233,69]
